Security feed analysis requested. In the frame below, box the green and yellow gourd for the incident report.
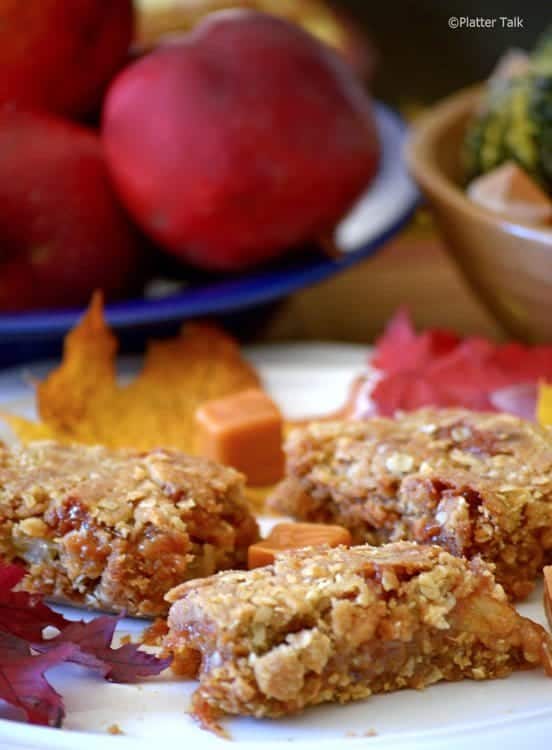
[463,26,552,193]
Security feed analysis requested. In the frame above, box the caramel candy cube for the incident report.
[248,522,352,568]
[195,388,284,486]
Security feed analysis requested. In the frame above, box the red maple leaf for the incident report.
[0,630,74,726]
[0,564,68,641]
[372,307,460,374]
[369,309,552,418]
[0,562,25,590]
[36,616,172,682]
[0,561,171,727]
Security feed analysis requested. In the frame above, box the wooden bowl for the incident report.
[406,85,552,343]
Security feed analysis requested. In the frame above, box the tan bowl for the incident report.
[406,85,552,343]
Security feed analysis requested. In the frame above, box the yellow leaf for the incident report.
[537,381,552,425]
[5,294,260,454]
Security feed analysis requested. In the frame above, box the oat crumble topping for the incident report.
[269,409,552,599]
[164,542,550,728]
[0,441,259,616]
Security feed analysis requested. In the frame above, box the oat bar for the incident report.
[165,542,551,726]
[269,409,552,599]
[0,441,259,616]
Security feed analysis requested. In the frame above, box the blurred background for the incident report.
[342,0,542,105]
[261,0,545,344]
[1,0,551,362]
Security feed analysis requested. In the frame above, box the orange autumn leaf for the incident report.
[4,293,260,453]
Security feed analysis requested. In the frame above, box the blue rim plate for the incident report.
[0,102,419,341]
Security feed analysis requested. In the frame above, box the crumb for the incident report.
[141,617,169,646]
[107,723,124,735]
[119,634,132,645]
[364,728,378,736]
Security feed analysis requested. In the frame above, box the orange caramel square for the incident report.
[467,161,552,224]
[195,388,285,486]
[248,522,352,569]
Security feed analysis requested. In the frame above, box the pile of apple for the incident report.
[0,1,379,311]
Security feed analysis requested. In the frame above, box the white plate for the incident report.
[0,343,551,750]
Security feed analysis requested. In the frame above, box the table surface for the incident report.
[261,214,503,344]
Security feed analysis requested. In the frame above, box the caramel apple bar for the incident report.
[165,542,551,728]
[0,441,259,616]
[269,409,552,600]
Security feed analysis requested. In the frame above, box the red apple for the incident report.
[0,0,133,117]
[0,109,143,311]
[103,10,379,271]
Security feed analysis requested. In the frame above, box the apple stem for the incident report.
[317,232,345,260]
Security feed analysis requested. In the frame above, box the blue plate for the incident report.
[0,102,419,365]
